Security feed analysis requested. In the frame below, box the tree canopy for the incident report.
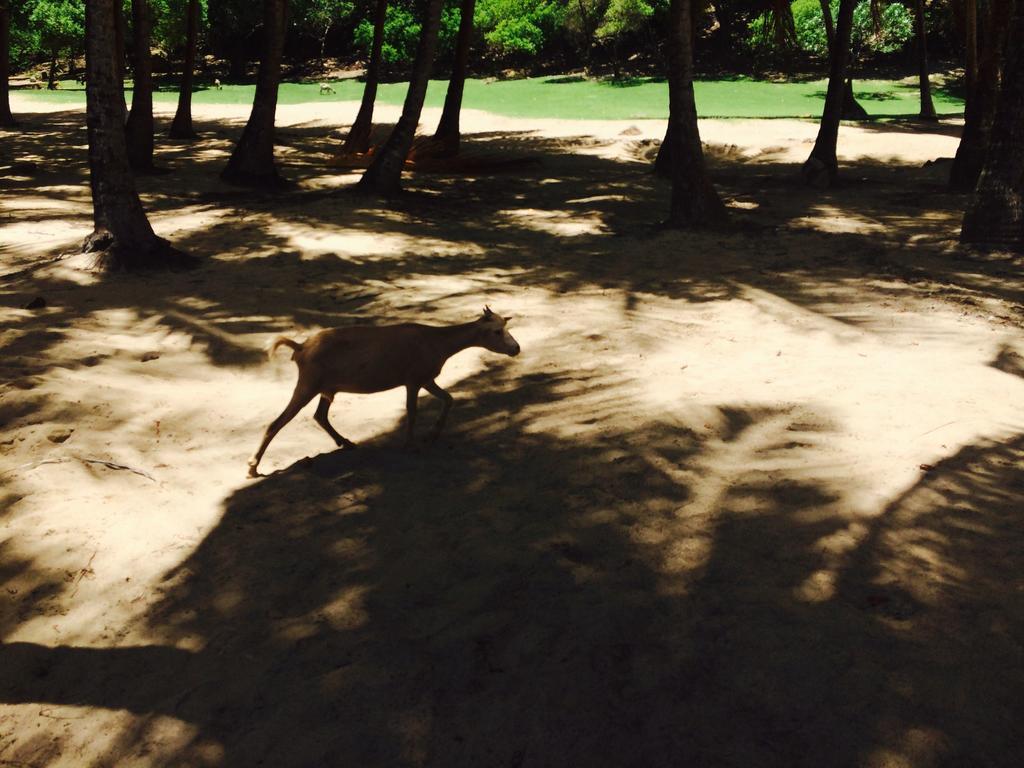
[8,0,941,77]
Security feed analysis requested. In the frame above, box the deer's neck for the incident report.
[433,321,480,361]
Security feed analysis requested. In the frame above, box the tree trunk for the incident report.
[654,117,675,178]
[0,1,15,128]
[48,49,59,89]
[125,0,155,171]
[228,40,247,80]
[84,0,191,270]
[913,0,937,120]
[354,0,444,197]
[432,0,476,156]
[802,0,855,188]
[343,0,387,154]
[950,0,1011,190]
[664,0,725,227]
[114,0,126,87]
[169,0,199,139]
[964,0,977,98]
[961,0,1024,251]
[221,0,287,187]
[318,25,330,69]
[841,78,868,119]
[819,0,835,53]
[825,0,865,120]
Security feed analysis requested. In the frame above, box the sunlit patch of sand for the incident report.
[498,208,606,236]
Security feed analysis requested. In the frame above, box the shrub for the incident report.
[474,0,564,57]
[749,0,914,64]
[352,0,460,68]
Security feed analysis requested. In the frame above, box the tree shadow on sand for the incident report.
[2,359,1023,766]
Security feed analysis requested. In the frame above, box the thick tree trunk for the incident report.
[964,0,977,97]
[221,0,287,187]
[343,0,387,154]
[654,117,674,178]
[802,0,855,188]
[354,0,444,197]
[84,0,191,270]
[664,0,725,227]
[950,0,1010,190]
[0,1,15,128]
[432,0,476,156]
[125,0,155,171]
[913,0,937,120]
[961,0,1024,251]
[114,0,126,87]
[169,0,199,139]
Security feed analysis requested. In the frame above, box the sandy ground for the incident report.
[1,94,1024,767]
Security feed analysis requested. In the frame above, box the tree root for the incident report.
[81,229,198,272]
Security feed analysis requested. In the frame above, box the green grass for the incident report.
[19,75,964,120]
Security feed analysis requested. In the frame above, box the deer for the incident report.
[319,82,336,95]
[247,307,521,477]
[213,78,222,90]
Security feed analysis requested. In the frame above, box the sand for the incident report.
[1,93,1023,767]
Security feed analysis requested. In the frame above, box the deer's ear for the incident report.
[503,315,514,324]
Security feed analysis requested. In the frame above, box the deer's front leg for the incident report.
[404,384,419,448]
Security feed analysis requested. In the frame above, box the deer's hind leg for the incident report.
[247,381,318,478]
[424,380,454,441]
[314,394,357,450]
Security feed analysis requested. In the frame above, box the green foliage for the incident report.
[484,16,542,55]
[26,0,84,58]
[474,0,564,56]
[561,0,604,48]
[595,0,655,41]
[850,0,912,57]
[293,0,355,50]
[9,1,42,69]
[352,0,459,67]
[750,0,913,62]
[789,0,827,55]
[353,4,418,64]
[152,0,209,55]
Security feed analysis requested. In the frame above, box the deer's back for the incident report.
[300,324,444,394]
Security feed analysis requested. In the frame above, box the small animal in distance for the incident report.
[247,307,521,477]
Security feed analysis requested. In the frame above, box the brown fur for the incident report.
[247,309,520,477]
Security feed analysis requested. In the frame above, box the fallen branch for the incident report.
[917,420,959,438]
[69,549,99,598]
[4,457,157,482]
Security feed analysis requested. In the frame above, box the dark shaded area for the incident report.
[2,376,1023,765]
[991,344,1024,379]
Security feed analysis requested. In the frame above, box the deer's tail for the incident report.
[270,336,303,360]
